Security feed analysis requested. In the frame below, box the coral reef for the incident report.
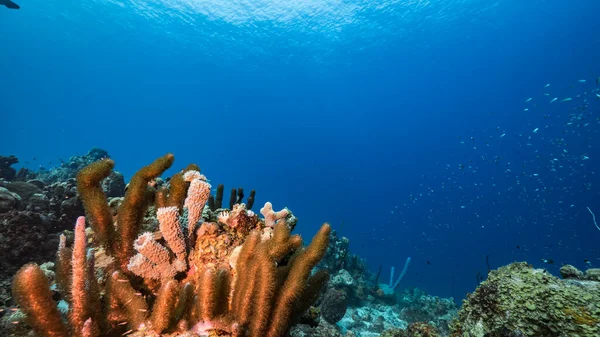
[8,154,331,337]
[450,262,600,337]
[36,148,114,184]
[0,155,18,180]
[319,229,370,305]
[289,318,348,337]
[397,288,457,336]
[0,210,61,307]
[0,150,124,311]
[319,229,351,274]
[378,322,441,337]
[321,288,349,324]
[289,225,455,337]
[0,150,469,337]
[338,303,407,336]
[560,264,600,282]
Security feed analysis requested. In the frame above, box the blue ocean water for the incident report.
[1,0,599,303]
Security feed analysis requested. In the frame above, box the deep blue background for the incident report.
[2,0,600,301]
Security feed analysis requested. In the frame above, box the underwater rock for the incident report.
[0,210,59,307]
[560,264,584,280]
[379,328,406,337]
[36,148,111,184]
[26,193,49,213]
[0,155,18,180]
[26,179,45,189]
[40,179,83,231]
[397,287,457,335]
[290,318,347,337]
[405,322,442,337]
[585,269,600,282]
[339,304,407,336]
[332,269,356,288]
[379,323,442,337]
[101,170,125,197]
[0,187,20,212]
[450,262,600,337]
[322,288,349,324]
[319,229,351,272]
[0,181,43,203]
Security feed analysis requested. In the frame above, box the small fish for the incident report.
[596,77,599,85]
[545,83,550,88]
[533,128,539,133]
[584,260,593,267]
[541,258,554,264]
[525,97,532,103]
[578,79,586,83]
[516,245,520,250]
[550,97,558,103]
[426,260,431,265]
[561,97,572,102]
[500,133,506,138]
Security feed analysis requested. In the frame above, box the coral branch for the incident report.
[55,234,72,300]
[150,279,179,333]
[133,232,171,265]
[166,172,187,209]
[108,271,148,329]
[116,154,174,270]
[266,223,331,337]
[183,170,211,231]
[215,184,224,209]
[12,264,69,337]
[76,159,115,251]
[70,216,89,336]
[157,206,187,262]
[260,202,290,228]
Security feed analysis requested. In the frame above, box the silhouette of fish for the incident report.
[1,0,20,9]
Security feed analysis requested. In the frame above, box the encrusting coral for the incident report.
[11,154,331,337]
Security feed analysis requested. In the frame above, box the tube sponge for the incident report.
[116,154,174,269]
[12,264,69,337]
[76,159,115,251]
[133,232,171,266]
[107,271,148,329]
[70,217,89,336]
[183,170,211,230]
[157,206,187,262]
[392,257,411,290]
[266,223,331,337]
[150,279,180,333]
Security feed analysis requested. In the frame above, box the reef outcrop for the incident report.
[450,262,600,337]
